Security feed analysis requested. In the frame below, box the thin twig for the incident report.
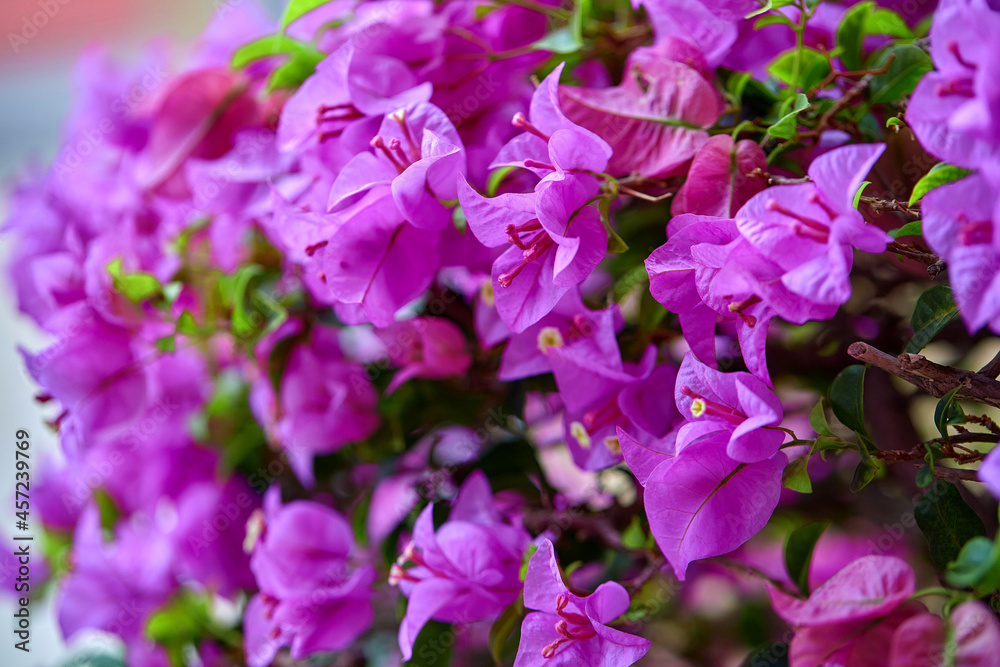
[978,350,1000,379]
[860,196,920,219]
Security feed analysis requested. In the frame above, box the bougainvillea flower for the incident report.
[277,41,432,152]
[392,472,529,661]
[328,102,466,230]
[514,539,650,666]
[735,143,890,310]
[458,173,607,333]
[908,0,1000,170]
[921,173,1000,334]
[645,436,785,580]
[245,488,376,667]
[375,317,472,393]
[674,352,783,463]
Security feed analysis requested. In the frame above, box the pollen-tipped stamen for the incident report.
[679,385,745,425]
[512,112,551,142]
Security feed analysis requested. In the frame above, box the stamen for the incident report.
[524,159,556,171]
[392,108,421,158]
[305,240,328,257]
[727,295,761,314]
[679,386,745,425]
[765,199,831,241]
[512,112,551,142]
[570,421,591,449]
[806,191,838,218]
[371,136,409,173]
[537,327,565,352]
[948,42,977,70]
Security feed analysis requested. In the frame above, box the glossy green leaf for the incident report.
[934,387,966,440]
[107,257,162,304]
[888,220,922,239]
[906,285,957,353]
[809,399,835,437]
[768,48,831,91]
[915,481,986,570]
[767,93,810,140]
[868,44,932,105]
[232,34,311,69]
[488,595,524,666]
[784,522,830,595]
[830,365,868,436]
[909,163,973,206]
[782,456,813,494]
[281,0,332,29]
[947,536,1000,593]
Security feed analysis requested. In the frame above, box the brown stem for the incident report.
[848,342,1000,409]
[860,196,920,219]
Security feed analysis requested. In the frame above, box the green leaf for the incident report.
[175,310,199,336]
[886,116,904,128]
[915,464,934,487]
[755,14,797,29]
[93,488,121,537]
[155,335,176,353]
[947,536,1000,593]
[767,93,810,140]
[487,166,515,197]
[909,163,973,206]
[726,70,753,104]
[868,44,932,105]
[768,48,831,91]
[809,399,835,437]
[782,456,813,493]
[532,27,584,54]
[146,592,213,648]
[934,387,966,440]
[611,264,649,303]
[784,522,830,595]
[107,257,162,304]
[452,205,467,232]
[280,0,332,29]
[852,180,871,209]
[745,0,796,19]
[830,365,868,436]
[520,543,539,582]
[403,620,453,667]
[488,595,524,666]
[571,0,593,43]
[267,49,325,91]
[916,481,987,570]
[837,1,873,72]
[622,517,648,550]
[866,8,913,39]
[888,220,922,239]
[906,285,957,353]
[850,451,879,492]
[231,34,310,69]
